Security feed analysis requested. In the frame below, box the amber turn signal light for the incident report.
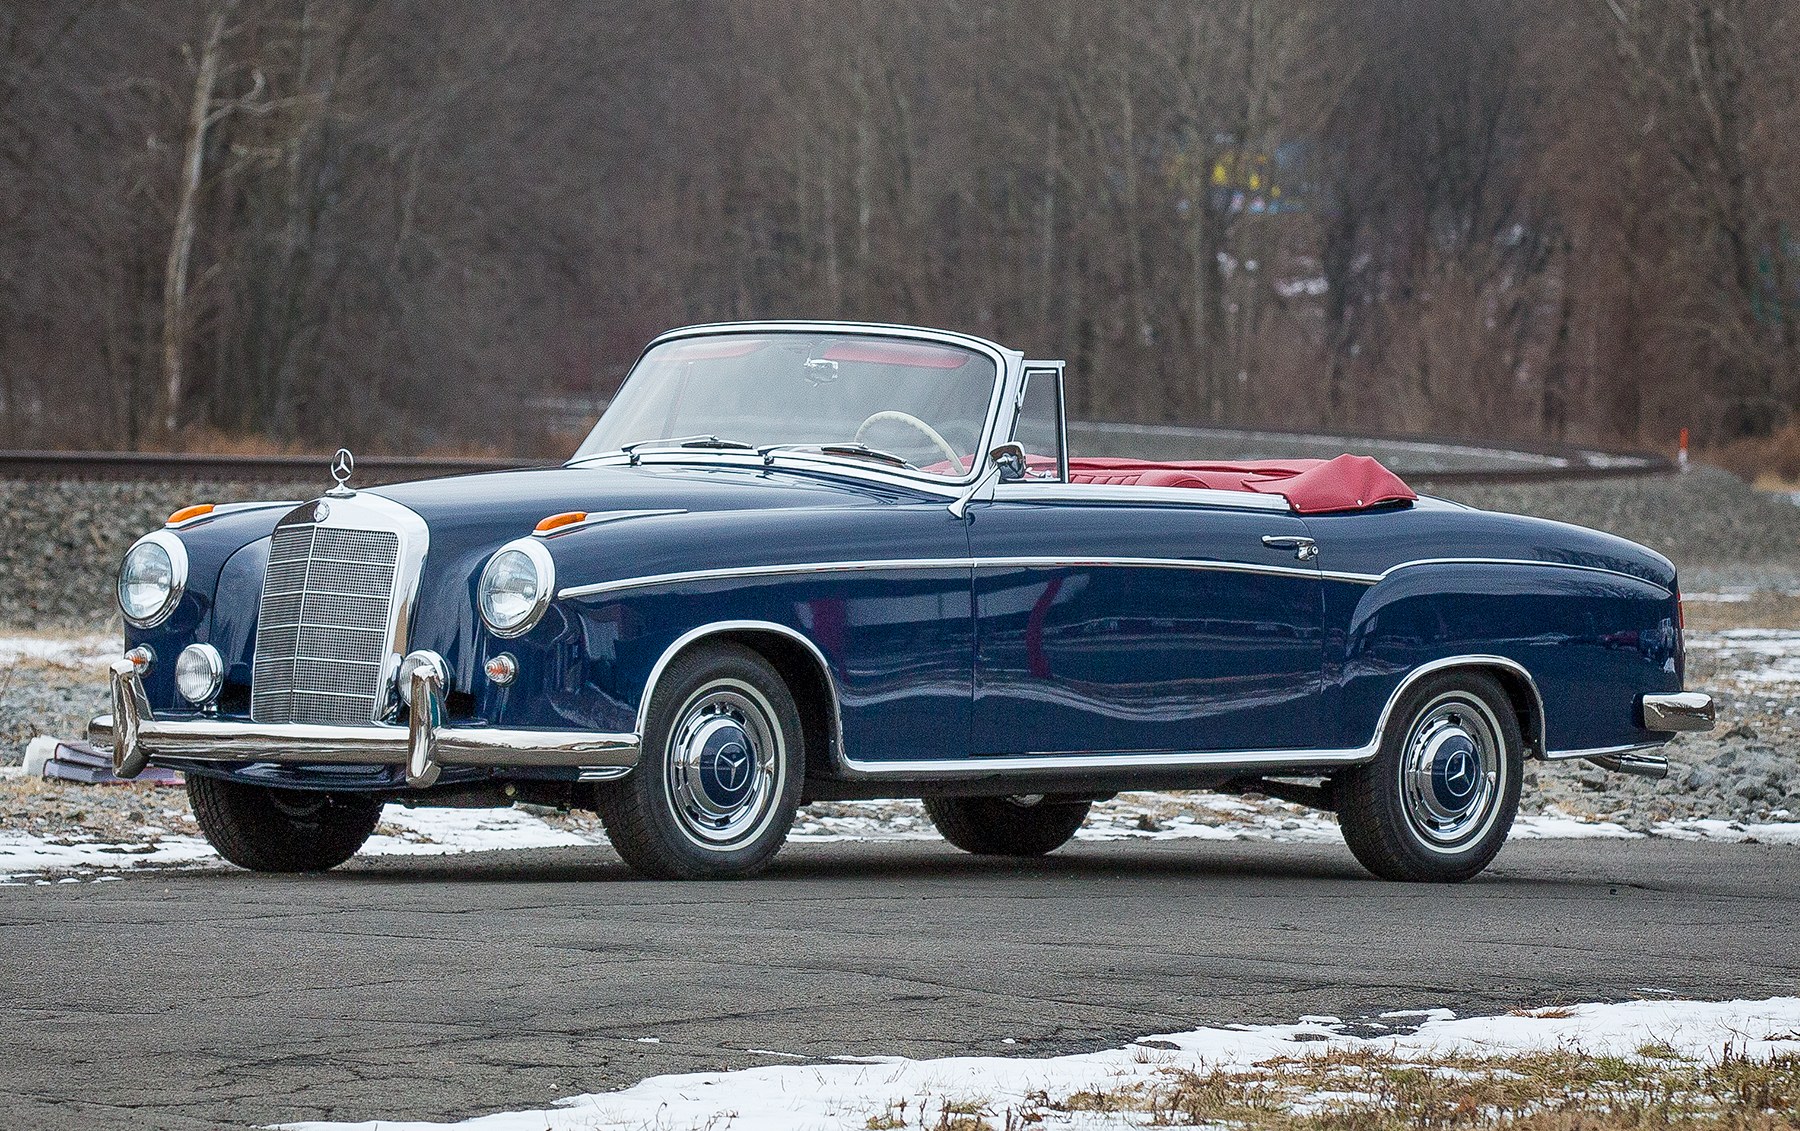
[166,504,215,525]
[534,511,587,534]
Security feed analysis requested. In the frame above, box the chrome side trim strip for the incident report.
[1365,557,1671,593]
[558,553,1668,602]
[561,555,1340,601]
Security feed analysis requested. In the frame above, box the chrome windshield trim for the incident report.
[567,448,969,499]
[566,321,1021,491]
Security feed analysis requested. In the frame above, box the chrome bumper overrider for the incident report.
[88,657,639,789]
[1641,691,1716,733]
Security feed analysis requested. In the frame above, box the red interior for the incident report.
[1060,454,1416,514]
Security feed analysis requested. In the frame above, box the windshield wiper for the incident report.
[762,441,916,469]
[618,435,755,464]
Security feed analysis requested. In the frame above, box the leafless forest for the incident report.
[2,1,1797,462]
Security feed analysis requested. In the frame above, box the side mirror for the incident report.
[949,441,1029,519]
[990,442,1027,482]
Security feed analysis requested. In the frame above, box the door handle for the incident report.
[1262,535,1318,562]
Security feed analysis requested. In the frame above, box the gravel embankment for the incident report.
[1424,466,1800,593]
[0,477,317,631]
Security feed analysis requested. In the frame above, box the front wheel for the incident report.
[923,795,1092,857]
[597,643,803,880]
[1336,671,1523,882]
[187,775,382,872]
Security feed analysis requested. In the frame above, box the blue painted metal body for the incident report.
[127,452,1683,792]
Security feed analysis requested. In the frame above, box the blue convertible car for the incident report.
[92,321,1714,882]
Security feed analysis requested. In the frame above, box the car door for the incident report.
[967,491,1326,757]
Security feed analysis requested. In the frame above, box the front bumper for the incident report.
[88,657,640,789]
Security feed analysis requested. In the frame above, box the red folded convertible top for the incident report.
[1066,454,1416,514]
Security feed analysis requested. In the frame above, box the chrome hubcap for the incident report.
[664,681,782,848]
[1399,694,1503,851]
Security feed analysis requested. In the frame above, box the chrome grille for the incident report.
[251,522,401,725]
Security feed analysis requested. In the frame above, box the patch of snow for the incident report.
[1651,817,1800,845]
[0,832,217,883]
[275,997,1800,1131]
[1509,808,1640,839]
[1687,628,1800,685]
[367,806,597,856]
[0,804,599,882]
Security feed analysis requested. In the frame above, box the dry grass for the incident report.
[1704,420,1800,485]
[876,1045,1800,1131]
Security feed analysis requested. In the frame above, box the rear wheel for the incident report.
[187,775,382,873]
[923,795,1091,857]
[1336,671,1523,882]
[598,643,803,879]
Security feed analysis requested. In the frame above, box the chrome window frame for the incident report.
[565,321,1023,495]
[1009,361,1070,483]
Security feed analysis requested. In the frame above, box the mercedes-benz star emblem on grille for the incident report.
[311,501,330,523]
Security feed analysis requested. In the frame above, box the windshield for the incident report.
[573,331,1001,477]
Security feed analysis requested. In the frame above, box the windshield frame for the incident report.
[566,321,1020,492]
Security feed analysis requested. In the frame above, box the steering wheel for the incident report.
[854,411,965,474]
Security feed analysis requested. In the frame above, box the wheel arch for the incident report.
[1372,655,1545,760]
[637,621,844,780]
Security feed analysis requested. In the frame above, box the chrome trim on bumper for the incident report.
[89,657,639,788]
[1641,691,1715,732]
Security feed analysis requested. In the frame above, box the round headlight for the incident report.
[175,643,224,704]
[117,532,187,628]
[479,540,555,638]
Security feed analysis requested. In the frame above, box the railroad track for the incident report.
[0,430,1672,486]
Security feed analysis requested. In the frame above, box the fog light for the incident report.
[484,653,518,686]
[175,643,223,704]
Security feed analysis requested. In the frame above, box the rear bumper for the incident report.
[88,657,639,789]
[1641,691,1716,733]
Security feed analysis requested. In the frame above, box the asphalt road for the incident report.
[3,836,1798,1130]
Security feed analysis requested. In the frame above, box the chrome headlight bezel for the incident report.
[478,538,555,639]
[117,530,188,629]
